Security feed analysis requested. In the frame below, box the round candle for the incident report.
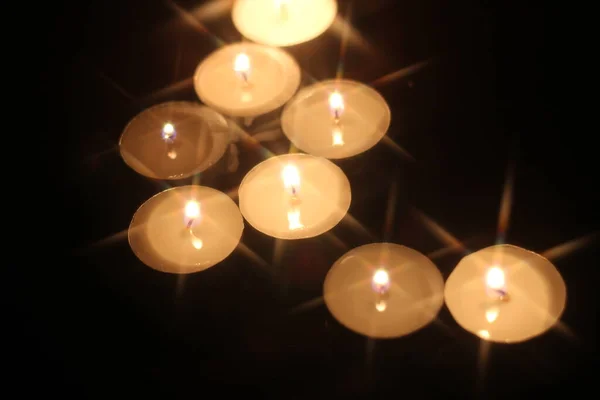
[323,243,445,339]
[444,244,567,343]
[193,42,300,117]
[119,102,229,180]
[281,79,391,159]
[232,0,337,47]
[238,153,350,240]
[128,185,244,274]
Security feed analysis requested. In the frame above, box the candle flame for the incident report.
[287,208,304,231]
[372,268,390,293]
[234,52,251,74]
[162,122,175,141]
[184,201,201,219]
[486,266,506,290]
[282,164,300,191]
[332,126,344,146]
[329,91,344,119]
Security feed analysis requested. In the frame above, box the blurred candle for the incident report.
[323,243,445,339]
[232,0,337,47]
[281,79,391,159]
[119,102,230,179]
[128,185,244,274]
[444,245,567,343]
[238,153,350,240]
[194,42,300,118]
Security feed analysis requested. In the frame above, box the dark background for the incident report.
[22,0,598,398]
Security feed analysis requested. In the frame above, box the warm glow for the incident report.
[375,300,387,312]
[329,91,344,118]
[234,52,251,74]
[486,266,506,290]
[372,267,391,294]
[485,307,499,323]
[192,238,203,250]
[373,268,390,286]
[478,329,490,339]
[287,208,304,230]
[162,122,175,140]
[332,126,344,146]
[282,164,301,191]
[167,149,177,159]
[184,201,201,219]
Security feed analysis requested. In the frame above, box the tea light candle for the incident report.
[238,153,351,240]
[193,42,300,118]
[119,102,229,180]
[444,245,567,343]
[232,0,337,47]
[128,185,244,274]
[323,243,445,339]
[281,79,391,159]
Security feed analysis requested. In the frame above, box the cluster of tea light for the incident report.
[121,0,566,343]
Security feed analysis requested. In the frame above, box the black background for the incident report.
[21,0,598,398]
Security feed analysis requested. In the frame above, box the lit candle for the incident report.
[128,185,244,274]
[281,79,391,159]
[194,42,300,118]
[232,0,338,47]
[444,245,567,343]
[119,102,230,180]
[238,153,350,240]
[323,243,445,339]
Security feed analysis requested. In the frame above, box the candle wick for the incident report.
[186,219,194,229]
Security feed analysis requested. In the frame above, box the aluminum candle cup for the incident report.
[232,0,337,47]
[238,153,351,240]
[281,79,391,159]
[128,185,244,274]
[444,244,567,343]
[194,42,300,118]
[119,102,229,180]
[324,243,445,339]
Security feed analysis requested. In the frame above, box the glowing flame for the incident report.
[485,307,499,323]
[287,208,304,231]
[372,268,390,293]
[184,201,201,219]
[234,52,250,74]
[332,126,344,146]
[486,266,506,290]
[162,122,175,141]
[282,164,300,193]
[329,91,344,119]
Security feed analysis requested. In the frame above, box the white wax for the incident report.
[238,153,350,239]
[194,43,300,117]
[281,80,391,159]
[119,102,229,180]
[128,186,244,274]
[444,245,567,343]
[324,243,445,339]
[232,0,337,47]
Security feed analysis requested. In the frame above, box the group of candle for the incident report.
[120,0,566,344]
